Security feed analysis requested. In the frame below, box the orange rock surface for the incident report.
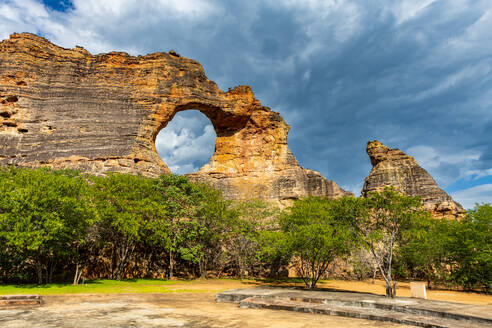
[0,33,351,204]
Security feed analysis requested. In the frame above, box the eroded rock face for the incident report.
[362,140,464,219]
[0,33,351,204]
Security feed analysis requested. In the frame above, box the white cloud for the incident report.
[388,0,437,25]
[451,184,492,209]
[412,64,492,102]
[7,0,48,18]
[167,163,198,175]
[0,0,51,39]
[272,0,362,60]
[445,9,492,58]
[342,181,364,196]
[406,145,481,186]
[407,145,480,170]
[72,0,218,19]
[0,0,221,55]
[155,111,216,174]
[465,168,492,179]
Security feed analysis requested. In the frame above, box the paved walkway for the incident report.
[0,293,412,328]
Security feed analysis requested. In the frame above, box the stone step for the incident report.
[0,295,42,307]
[217,288,492,325]
[284,295,492,324]
[239,296,492,328]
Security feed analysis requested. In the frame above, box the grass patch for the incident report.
[0,277,269,295]
[0,279,189,295]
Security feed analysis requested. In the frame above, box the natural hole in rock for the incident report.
[155,110,217,174]
[6,96,18,103]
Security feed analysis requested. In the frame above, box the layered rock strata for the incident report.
[362,140,464,219]
[0,33,351,204]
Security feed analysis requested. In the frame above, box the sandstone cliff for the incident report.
[0,33,351,204]
[361,140,464,219]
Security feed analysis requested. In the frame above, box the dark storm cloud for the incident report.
[2,0,492,205]
[198,1,492,195]
[282,4,492,191]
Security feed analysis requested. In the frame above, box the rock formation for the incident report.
[0,33,351,205]
[362,140,464,219]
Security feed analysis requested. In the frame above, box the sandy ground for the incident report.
[164,278,492,305]
[1,279,490,327]
[0,293,413,328]
[315,279,492,305]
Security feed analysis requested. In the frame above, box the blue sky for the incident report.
[1,0,491,208]
[38,0,71,11]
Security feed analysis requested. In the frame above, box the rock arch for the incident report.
[0,33,351,204]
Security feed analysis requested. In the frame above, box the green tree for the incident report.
[257,228,291,278]
[223,200,279,278]
[179,185,238,278]
[447,203,491,292]
[152,174,204,278]
[92,173,166,280]
[274,197,353,289]
[337,188,428,298]
[0,167,96,284]
[397,215,449,289]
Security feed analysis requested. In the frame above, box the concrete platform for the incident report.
[0,293,406,328]
[0,294,42,307]
[217,288,492,328]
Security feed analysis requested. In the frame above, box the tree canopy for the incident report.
[261,197,353,289]
[0,166,489,294]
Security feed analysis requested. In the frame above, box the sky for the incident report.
[0,0,491,208]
